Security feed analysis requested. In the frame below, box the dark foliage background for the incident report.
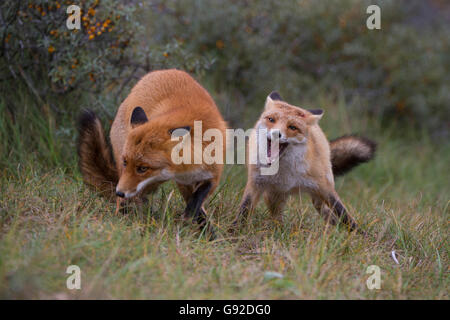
[0,0,449,167]
[144,0,450,134]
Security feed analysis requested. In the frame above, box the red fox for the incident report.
[77,69,226,233]
[234,91,376,233]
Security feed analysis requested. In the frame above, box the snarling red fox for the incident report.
[234,91,376,233]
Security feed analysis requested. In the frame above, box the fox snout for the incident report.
[115,168,174,199]
[116,190,125,198]
[115,173,146,199]
[268,129,290,144]
[269,128,282,140]
[115,182,139,199]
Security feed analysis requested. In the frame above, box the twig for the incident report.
[391,250,400,264]
[114,65,139,103]
[16,64,45,107]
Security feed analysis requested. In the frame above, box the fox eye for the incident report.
[268,117,275,123]
[136,166,149,174]
[123,160,127,167]
[288,125,298,131]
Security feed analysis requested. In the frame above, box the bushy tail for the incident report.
[330,135,377,176]
[77,110,118,197]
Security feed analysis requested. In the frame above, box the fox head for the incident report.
[115,106,191,198]
[256,91,323,161]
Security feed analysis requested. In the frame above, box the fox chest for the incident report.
[253,153,317,193]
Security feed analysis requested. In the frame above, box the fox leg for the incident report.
[177,183,194,204]
[311,195,339,226]
[311,191,359,232]
[177,181,215,237]
[263,191,287,224]
[327,192,359,232]
[232,182,262,227]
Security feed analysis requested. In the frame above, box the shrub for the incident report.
[1,0,448,136]
[144,0,450,135]
[0,0,213,115]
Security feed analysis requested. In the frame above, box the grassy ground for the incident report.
[0,94,448,299]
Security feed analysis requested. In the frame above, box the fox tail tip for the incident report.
[330,134,377,176]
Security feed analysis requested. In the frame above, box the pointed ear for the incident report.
[308,109,324,116]
[269,91,283,101]
[305,110,324,125]
[130,106,148,128]
[265,91,282,110]
[168,126,191,137]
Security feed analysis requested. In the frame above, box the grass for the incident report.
[0,93,448,299]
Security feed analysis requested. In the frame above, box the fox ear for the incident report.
[169,126,191,137]
[306,110,323,125]
[131,106,148,128]
[269,91,283,101]
[265,91,282,110]
[308,109,324,116]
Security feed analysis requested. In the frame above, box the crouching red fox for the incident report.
[78,69,226,236]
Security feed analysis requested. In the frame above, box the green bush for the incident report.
[145,0,450,135]
[0,0,213,115]
[0,0,448,136]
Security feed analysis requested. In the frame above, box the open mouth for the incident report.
[266,138,288,163]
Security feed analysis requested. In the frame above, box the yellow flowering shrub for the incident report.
[0,0,212,113]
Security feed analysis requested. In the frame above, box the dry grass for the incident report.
[0,97,448,299]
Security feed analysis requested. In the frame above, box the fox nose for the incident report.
[116,191,125,198]
[271,129,282,139]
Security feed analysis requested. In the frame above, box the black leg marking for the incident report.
[238,194,252,219]
[183,181,212,225]
[229,193,252,232]
[328,195,358,231]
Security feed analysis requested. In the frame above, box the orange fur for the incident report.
[112,70,226,199]
[78,69,226,233]
[235,93,362,233]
